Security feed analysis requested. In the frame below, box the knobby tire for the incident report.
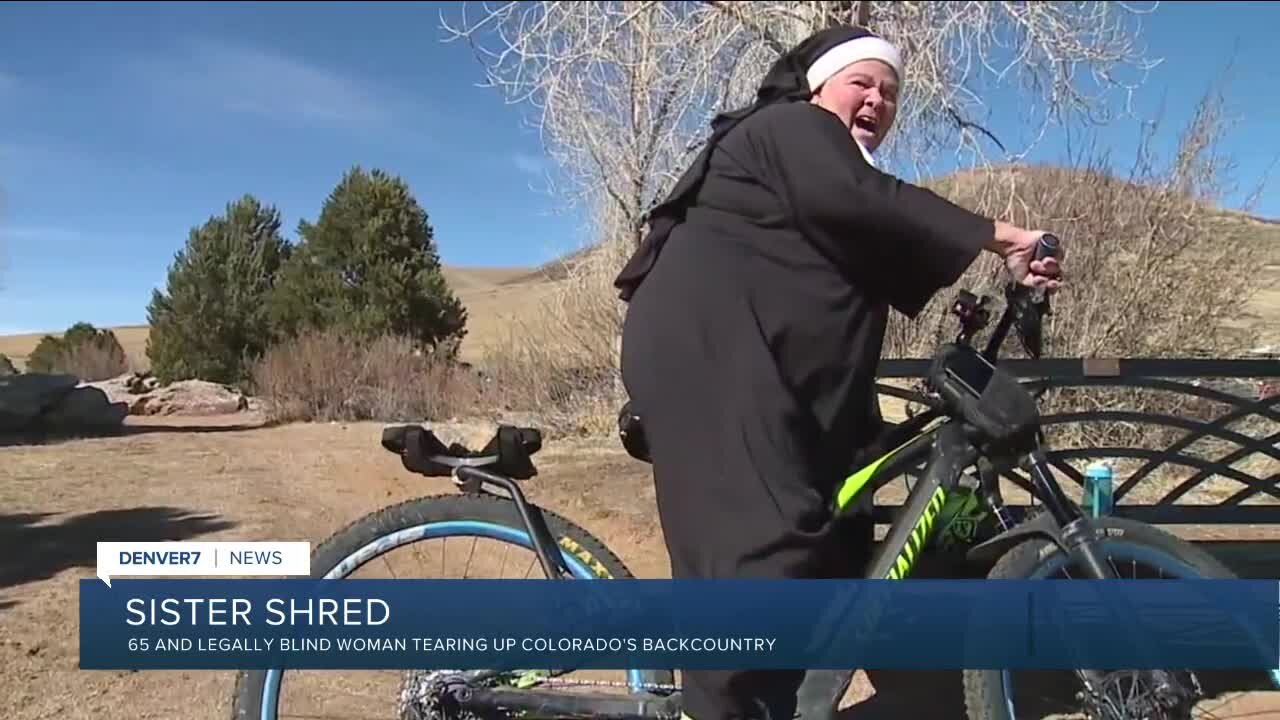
[962,513,1279,720]
[229,492,672,720]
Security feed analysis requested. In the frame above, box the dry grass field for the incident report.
[0,266,561,370]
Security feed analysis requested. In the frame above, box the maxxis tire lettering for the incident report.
[558,536,614,579]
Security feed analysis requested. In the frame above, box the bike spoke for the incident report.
[463,536,478,579]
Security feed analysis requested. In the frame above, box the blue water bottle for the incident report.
[1082,461,1114,517]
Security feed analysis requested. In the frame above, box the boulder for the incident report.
[0,373,81,432]
[34,385,128,430]
[0,373,129,434]
[0,370,255,435]
[131,379,249,416]
[84,373,251,416]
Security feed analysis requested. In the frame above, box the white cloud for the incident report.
[121,37,414,133]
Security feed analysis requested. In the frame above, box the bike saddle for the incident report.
[381,424,542,480]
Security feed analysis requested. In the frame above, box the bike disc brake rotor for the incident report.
[1083,670,1203,720]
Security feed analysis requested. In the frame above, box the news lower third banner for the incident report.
[79,578,1280,671]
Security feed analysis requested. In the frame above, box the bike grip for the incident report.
[1034,233,1061,261]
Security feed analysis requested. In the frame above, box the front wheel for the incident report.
[230,493,676,720]
[963,515,1280,720]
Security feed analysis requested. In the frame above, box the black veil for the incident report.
[613,25,880,301]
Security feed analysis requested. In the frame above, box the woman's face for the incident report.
[813,59,899,152]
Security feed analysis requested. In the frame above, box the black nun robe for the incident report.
[615,26,996,720]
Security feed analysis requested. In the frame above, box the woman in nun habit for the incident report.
[615,24,1063,720]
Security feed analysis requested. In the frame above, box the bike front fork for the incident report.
[1023,449,1118,580]
[1021,451,1195,703]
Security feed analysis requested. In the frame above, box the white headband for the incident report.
[805,36,904,92]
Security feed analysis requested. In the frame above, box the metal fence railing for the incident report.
[871,357,1280,526]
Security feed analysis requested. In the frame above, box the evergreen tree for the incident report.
[146,195,291,384]
[269,166,466,353]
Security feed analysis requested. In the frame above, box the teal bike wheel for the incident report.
[964,514,1280,720]
[230,493,676,720]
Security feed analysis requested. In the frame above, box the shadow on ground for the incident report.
[0,507,236,592]
[0,422,267,447]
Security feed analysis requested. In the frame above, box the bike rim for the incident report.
[258,519,649,720]
[999,539,1280,720]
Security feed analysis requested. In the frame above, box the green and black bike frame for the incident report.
[832,274,1120,584]
[831,411,1119,583]
[451,262,1121,594]
[425,252,1176,717]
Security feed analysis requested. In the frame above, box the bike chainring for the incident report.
[1081,670,1203,720]
[397,669,681,720]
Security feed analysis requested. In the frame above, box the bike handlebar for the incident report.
[1034,232,1061,262]
[965,231,1063,362]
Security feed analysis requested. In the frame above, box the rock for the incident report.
[85,372,160,401]
[127,373,160,394]
[0,373,80,432]
[84,374,139,407]
[82,373,252,416]
[35,386,128,431]
[1,371,254,434]
[132,379,249,416]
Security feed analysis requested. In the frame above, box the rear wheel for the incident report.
[230,493,676,720]
[963,515,1280,720]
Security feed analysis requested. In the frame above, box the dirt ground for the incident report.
[1,414,1277,719]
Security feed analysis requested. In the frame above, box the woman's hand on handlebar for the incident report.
[988,221,1063,294]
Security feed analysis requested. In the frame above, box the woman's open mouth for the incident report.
[853,113,879,136]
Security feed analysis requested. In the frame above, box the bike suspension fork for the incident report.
[1024,449,1117,580]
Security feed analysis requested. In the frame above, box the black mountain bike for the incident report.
[232,236,1280,720]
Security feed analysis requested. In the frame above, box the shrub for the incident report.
[880,86,1267,452]
[26,334,64,373]
[248,328,479,424]
[472,202,631,435]
[268,166,467,356]
[146,195,291,386]
[25,322,128,381]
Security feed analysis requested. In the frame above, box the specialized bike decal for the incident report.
[885,486,948,580]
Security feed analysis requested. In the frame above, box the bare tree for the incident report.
[442,1,1161,248]
[436,1,1167,422]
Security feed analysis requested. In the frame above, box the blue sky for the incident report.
[0,1,1277,334]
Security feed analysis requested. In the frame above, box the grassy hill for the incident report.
[0,265,553,371]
